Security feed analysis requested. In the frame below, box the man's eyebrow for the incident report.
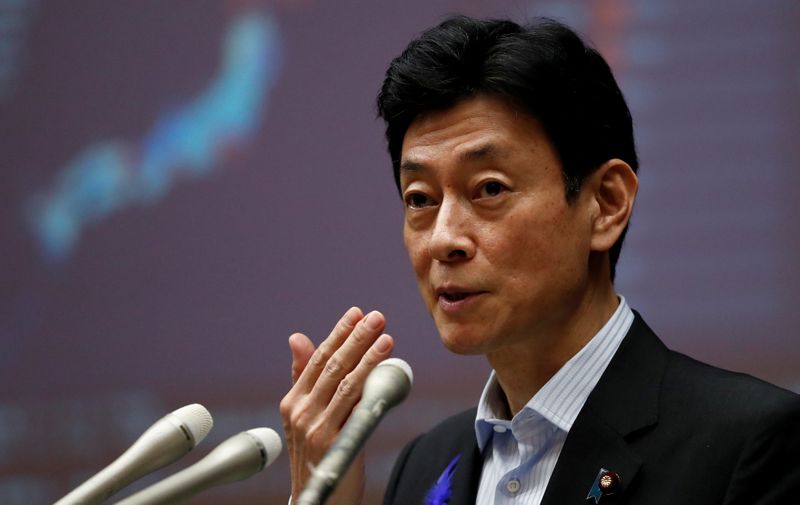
[399,159,426,173]
[459,143,504,162]
[400,143,506,174]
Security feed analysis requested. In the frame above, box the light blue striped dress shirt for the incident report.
[474,297,634,505]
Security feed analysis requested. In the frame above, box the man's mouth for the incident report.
[435,286,486,303]
[441,292,470,302]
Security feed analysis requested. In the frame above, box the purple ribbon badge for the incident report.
[424,454,461,505]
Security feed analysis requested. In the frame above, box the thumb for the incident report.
[288,332,316,384]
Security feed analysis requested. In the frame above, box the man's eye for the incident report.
[478,181,507,198]
[405,192,432,209]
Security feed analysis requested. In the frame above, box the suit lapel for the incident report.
[541,410,643,505]
[541,314,669,505]
[447,426,482,504]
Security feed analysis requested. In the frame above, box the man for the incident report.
[280,16,800,505]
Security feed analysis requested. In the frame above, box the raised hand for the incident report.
[280,307,395,505]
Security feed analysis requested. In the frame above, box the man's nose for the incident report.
[429,197,476,262]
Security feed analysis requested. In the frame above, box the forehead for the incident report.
[400,95,554,178]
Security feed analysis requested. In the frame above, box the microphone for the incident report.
[55,403,213,505]
[295,357,413,505]
[112,427,282,505]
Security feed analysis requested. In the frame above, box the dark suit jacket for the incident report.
[383,314,800,505]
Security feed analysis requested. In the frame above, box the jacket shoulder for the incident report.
[662,349,800,421]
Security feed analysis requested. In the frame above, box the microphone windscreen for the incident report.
[169,404,214,445]
[377,357,414,384]
[245,428,283,467]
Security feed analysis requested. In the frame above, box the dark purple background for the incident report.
[1,0,798,503]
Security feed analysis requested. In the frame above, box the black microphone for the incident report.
[113,427,282,505]
[54,404,213,505]
[295,358,413,505]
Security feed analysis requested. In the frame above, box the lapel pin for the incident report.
[586,468,621,503]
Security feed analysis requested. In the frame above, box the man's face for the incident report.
[400,95,597,357]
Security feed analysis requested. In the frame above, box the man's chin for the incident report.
[438,331,488,356]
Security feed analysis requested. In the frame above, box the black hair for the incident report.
[377,15,638,280]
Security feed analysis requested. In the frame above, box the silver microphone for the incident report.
[113,427,282,505]
[55,403,213,505]
[295,357,414,505]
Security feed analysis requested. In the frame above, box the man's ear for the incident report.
[587,159,638,252]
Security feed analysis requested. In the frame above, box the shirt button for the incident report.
[506,478,521,494]
[493,425,507,433]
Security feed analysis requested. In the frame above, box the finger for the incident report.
[325,333,395,427]
[294,306,363,391]
[288,332,316,384]
[311,311,387,404]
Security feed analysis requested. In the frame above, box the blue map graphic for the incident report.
[0,0,37,101]
[27,9,282,261]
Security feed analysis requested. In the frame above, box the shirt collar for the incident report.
[474,296,634,451]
